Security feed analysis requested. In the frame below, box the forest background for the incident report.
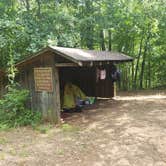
[0,0,165,90]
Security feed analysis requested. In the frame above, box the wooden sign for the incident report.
[34,67,53,92]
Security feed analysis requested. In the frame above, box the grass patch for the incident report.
[61,123,80,132]
[9,148,17,156]
[0,124,11,132]
[0,153,5,160]
[0,137,8,145]
[34,124,53,134]
[56,149,64,156]
[19,151,29,157]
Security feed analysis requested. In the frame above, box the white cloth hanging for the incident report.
[100,69,106,80]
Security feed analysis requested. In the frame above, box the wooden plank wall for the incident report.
[18,52,61,123]
[59,65,115,99]
[96,66,115,98]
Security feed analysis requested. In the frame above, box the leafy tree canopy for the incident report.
[0,0,165,89]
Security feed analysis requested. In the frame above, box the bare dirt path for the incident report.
[0,91,166,166]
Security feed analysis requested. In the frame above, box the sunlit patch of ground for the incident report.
[115,95,166,100]
[0,90,166,166]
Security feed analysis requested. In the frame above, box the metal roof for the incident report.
[49,46,133,62]
[12,46,134,67]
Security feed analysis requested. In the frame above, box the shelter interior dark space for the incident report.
[58,64,116,109]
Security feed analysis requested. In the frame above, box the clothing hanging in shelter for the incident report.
[100,69,106,80]
[96,68,107,81]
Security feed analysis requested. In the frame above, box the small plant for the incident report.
[34,124,53,134]
[0,124,10,131]
[61,123,80,132]
[19,150,29,157]
[9,148,17,156]
[0,137,8,145]
[56,149,64,155]
[0,46,41,129]
[0,86,41,128]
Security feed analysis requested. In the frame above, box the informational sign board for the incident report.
[34,67,53,92]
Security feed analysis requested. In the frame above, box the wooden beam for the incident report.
[55,63,79,67]
[53,67,61,123]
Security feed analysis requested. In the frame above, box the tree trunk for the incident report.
[148,57,151,88]
[85,0,94,49]
[131,38,135,89]
[100,29,106,50]
[139,31,151,89]
[86,26,94,49]
[36,0,41,17]
[108,29,112,51]
[25,0,30,11]
[134,34,144,89]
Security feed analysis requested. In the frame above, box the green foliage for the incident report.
[34,124,53,134]
[7,45,18,85]
[0,86,41,128]
[0,0,165,90]
[61,123,80,132]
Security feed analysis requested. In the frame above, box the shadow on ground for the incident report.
[0,91,166,166]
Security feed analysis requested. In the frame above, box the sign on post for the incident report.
[34,67,53,92]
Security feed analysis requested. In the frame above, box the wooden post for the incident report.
[113,82,116,97]
[52,67,61,123]
[40,67,61,123]
[31,54,61,123]
[46,55,61,123]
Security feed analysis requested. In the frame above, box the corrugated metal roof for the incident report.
[50,46,133,62]
[13,46,133,67]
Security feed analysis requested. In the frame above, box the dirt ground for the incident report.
[0,90,166,166]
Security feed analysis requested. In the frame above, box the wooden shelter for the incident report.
[0,46,133,123]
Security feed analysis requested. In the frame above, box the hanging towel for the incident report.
[100,69,106,80]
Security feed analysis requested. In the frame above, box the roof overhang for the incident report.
[0,46,133,71]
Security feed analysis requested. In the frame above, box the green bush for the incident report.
[0,86,41,128]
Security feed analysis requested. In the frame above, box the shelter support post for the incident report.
[113,82,116,97]
[52,67,61,123]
